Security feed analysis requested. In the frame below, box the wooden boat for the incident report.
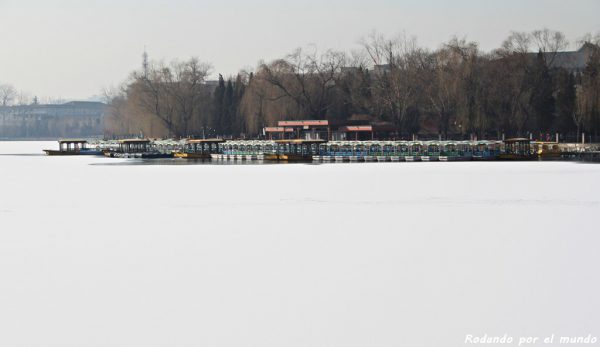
[263,139,326,162]
[104,139,173,159]
[44,139,102,156]
[499,138,536,160]
[533,141,561,158]
[264,153,312,161]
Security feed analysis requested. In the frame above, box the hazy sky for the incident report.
[0,0,599,100]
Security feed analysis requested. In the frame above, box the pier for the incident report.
[44,138,600,163]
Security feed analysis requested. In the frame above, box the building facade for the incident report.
[0,101,106,139]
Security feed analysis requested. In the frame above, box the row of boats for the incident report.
[44,138,562,161]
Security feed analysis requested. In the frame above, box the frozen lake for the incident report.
[1,141,599,346]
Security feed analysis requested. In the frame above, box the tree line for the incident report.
[104,29,600,141]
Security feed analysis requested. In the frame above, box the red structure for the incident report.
[264,119,396,140]
[264,120,331,140]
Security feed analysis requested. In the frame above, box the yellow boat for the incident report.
[533,141,561,158]
[173,152,210,159]
[263,153,313,161]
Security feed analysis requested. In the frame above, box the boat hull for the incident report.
[105,152,173,159]
[498,154,536,160]
[44,149,103,156]
[263,153,313,162]
[174,152,211,159]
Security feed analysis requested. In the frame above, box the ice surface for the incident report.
[0,141,599,346]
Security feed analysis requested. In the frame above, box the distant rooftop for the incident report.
[0,100,107,117]
[529,43,599,72]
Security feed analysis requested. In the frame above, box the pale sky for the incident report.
[0,0,598,100]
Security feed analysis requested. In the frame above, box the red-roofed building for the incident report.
[263,119,397,140]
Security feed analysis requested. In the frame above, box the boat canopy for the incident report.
[274,139,327,145]
[58,139,88,144]
[504,138,531,143]
[187,138,226,144]
[119,139,151,144]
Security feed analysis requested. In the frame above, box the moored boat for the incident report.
[263,139,325,162]
[44,139,103,156]
[472,140,501,160]
[499,138,536,160]
[409,141,423,161]
[424,141,440,161]
[533,141,561,159]
[174,139,225,159]
[439,142,458,161]
[104,139,173,159]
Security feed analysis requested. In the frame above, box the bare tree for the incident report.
[361,32,428,134]
[531,28,568,65]
[259,48,345,119]
[16,90,33,106]
[129,57,212,137]
[0,83,17,106]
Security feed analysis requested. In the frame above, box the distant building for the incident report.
[372,64,392,75]
[530,43,598,73]
[0,101,106,139]
[263,119,397,141]
[340,66,361,75]
[204,80,220,93]
[264,120,330,140]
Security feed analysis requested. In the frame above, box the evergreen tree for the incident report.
[580,46,600,134]
[221,79,234,136]
[233,74,246,136]
[529,51,555,133]
[554,69,576,134]
[212,74,225,135]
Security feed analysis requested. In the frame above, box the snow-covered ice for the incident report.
[0,141,599,346]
